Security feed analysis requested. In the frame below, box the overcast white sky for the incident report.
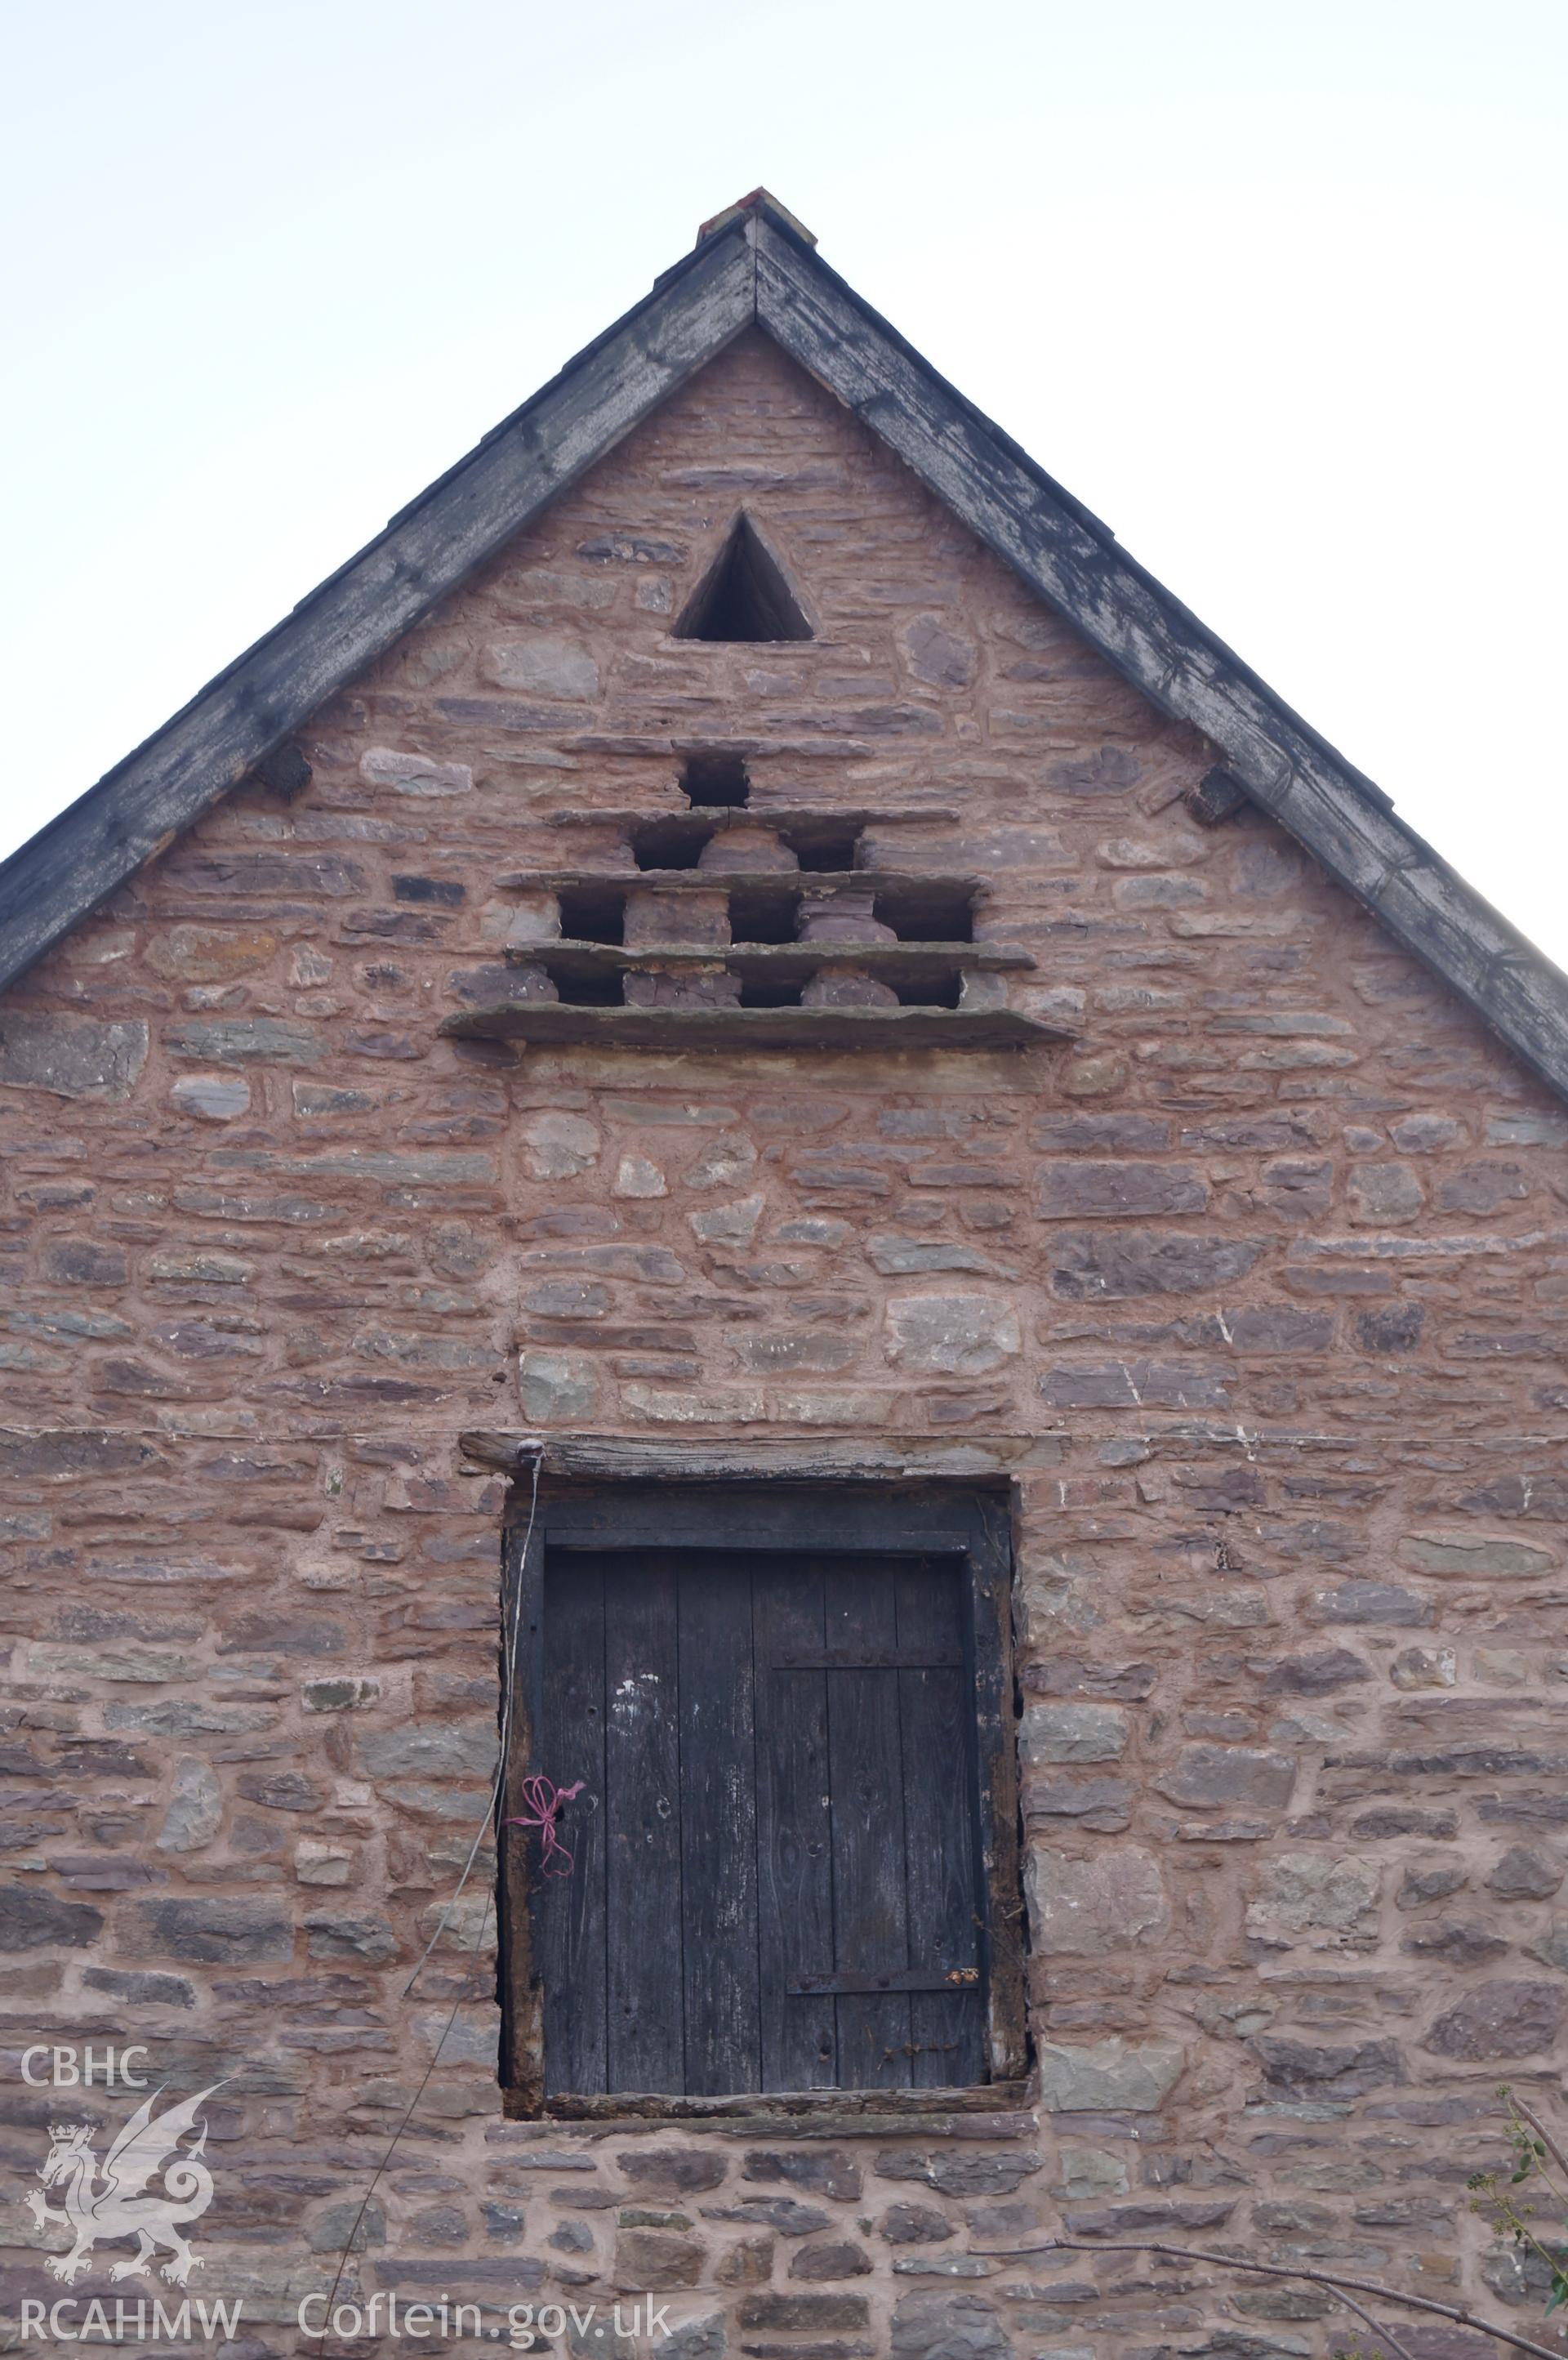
[2,0,1564,963]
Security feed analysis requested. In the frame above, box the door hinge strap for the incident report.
[786,1967,981,1996]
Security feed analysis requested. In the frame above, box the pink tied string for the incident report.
[503,1775,586,1878]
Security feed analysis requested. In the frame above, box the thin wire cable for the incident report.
[314,1887,495,2355]
[401,1448,541,1998]
[314,1445,544,2354]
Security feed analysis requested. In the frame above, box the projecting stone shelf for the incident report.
[541,805,959,831]
[501,940,1030,981]
[496,868,987,895]
[473,802,1029,1043]
[439,1003,1064,1051]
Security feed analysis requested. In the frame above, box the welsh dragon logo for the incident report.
[24,2083,222,2286]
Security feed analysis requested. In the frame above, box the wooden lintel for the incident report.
[458,1431,1058,1484]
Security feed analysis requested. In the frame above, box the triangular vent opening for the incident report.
[673,514,813,643]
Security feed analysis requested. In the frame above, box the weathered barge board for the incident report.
[0,224,757,991]
[751,206,1568,1100]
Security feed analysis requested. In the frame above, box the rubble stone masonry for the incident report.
[2,332,1566,2357]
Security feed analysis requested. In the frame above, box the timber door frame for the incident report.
[498,1479,1027,2121]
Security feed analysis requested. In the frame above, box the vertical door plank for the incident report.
[754,1562,835,2090]
[604,1553,684,2093]
[538,1555,608,2096]
[679,1556,761,2094]
[896,1560,986,2087]
[967,1498,1027,2084]
[823,1559,911,2087]
[502,1506,546,2106]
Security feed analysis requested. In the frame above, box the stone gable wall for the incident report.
[2,332,1566,2356]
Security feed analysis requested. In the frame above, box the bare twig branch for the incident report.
[975,2237,1568,2360]
[1473,2092,1568,2306]
[1311,2274,1414,2360]
[1326,2280,1420,2360]
[1514,2095,1568,2190]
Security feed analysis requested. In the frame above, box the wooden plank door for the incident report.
[753,1564,836,2089]
[755,1555,986,2092]
[531,1546,987,2097]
